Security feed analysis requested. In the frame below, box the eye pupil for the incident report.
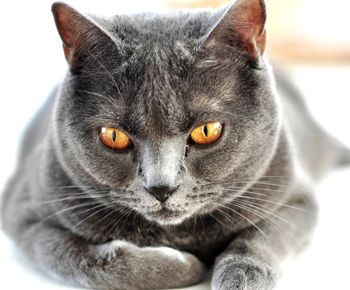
[112,130,117,142]
[190,122,222,146]
[203,125,209,138]
[100,127,131,150]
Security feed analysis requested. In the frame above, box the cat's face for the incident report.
[53,0,281,225]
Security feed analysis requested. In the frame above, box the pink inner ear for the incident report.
[205,0,267,58]
[232,0,266,37]
[62,44,74,64]
[52,3,91,65]
[52,4,78,48]
[229,0,266,56]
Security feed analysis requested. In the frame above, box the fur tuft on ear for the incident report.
[51,2,109,67]
[204,0,267,59]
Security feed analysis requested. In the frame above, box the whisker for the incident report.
[213,180,288,188]
[119,209,135,233]
[231,194,312,213]
[38,190,129,206]
[52,185,109,189]
[96,207,127,234]
[39,201,101,223]
[145,216,158,234]
[222,187,268,196]
[72,203,109,230]
[38,194,105,205]
[193,214,198,232]
[249,187,286,193]
[199,215,205,232]
[230,200,286,233]
[233,199,302,233]
[45,188,111,196]
[209,213,228,227]
[248,182,289,188]
[202,179,290,188]
[212,201,267,239]
[131,209,138,229]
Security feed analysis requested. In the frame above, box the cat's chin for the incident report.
[144,208,191,226]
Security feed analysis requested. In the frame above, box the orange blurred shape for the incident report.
[165,0,350,63]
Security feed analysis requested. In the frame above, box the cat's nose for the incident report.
[146,186,177,202]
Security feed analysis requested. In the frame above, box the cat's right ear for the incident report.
[203,0,266,60]
[51,2,107,67]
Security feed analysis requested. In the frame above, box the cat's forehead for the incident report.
[84,15,245,137]
[122,53,191,138]
[118,46,231,138]
[113,43,192,136]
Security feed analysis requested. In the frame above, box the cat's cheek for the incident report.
[187,150,237,180]
[86,153,136,186]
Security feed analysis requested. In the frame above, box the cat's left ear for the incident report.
[204,0,266,59]
[52,2,111,67]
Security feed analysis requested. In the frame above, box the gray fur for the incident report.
[1,1,348,290]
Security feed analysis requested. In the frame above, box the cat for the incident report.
[1,0,349,289]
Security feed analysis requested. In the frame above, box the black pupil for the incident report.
[112,130,117,142]
[203,125,208,137]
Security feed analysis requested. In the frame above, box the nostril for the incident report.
[146,186,177,203]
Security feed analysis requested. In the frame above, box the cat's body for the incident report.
[1,1,349,289]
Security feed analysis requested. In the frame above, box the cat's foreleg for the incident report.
[16,223,205,290]
[211,191,317,290]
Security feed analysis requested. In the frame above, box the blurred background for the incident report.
[0,0,349,289]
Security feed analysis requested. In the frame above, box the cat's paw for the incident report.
[140,246,206,287]
[93,240,206,289]
[211,256,277,290]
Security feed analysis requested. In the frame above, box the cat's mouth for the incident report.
[145,208,187,225]
[148,208,184,218]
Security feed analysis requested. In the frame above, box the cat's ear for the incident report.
[52,2,109,67]
[204,0,266,59]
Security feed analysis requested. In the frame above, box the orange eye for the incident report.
[99,127,131,150]
[190,122,223,145]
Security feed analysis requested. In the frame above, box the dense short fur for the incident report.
[1,1,349,289]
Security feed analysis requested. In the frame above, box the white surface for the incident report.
[1,1,350,290]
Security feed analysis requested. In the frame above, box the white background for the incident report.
[0,1,349,290]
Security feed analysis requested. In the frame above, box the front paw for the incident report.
[211,256,277,290]
[93,240,206,289]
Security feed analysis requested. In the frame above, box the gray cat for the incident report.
[1,0,349,289]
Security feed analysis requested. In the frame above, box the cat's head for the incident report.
[52,0,281,225]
